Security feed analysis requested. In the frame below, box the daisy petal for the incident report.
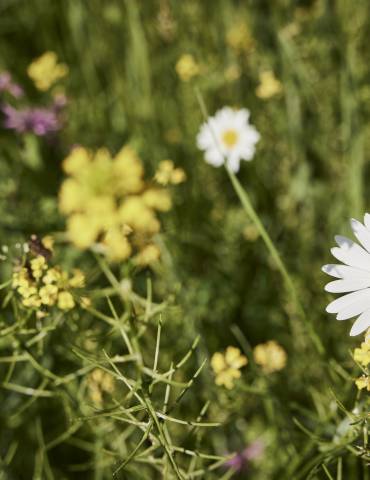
[331,239,370,270]
[336,294,370,320]
[326,289,370,314]
[365,213,370,230]
[351,218,370,253]
[350,310,370,336]
[325,278,370,293]
[322,264,370,279]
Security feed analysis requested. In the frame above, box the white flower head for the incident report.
[323,214,370,336]
[196,106,260,173]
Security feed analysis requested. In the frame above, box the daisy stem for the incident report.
[195,87,323,354]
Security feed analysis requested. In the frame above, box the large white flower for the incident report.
[323,214,370,336]
[196,106,260,173]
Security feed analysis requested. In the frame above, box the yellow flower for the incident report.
[142,189,172,212]
[39,284,58,306]
[253,340,287,373]
[22,295,42,308]
[41,235,54,251]
[226,23,254,52]
[211,346,248,389]
[57,291,75,310]
[27,51,68,91]
[68,269,85,289]
[119,197,160,234]
[42,267,61,285]
[354,332,370,367]
[154,160,186,186]
[175,54,200,82]
[134,244,161,266]
[256,71,283,99]
[103,228,132,262]
[113,146,144,194]
[355,375,370,391]
[62,147,91,176]
[66,214,101,249]
[88,368,114,406]
[30,256,47,279]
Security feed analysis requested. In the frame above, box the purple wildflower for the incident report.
[2,104,61,136]
[225,440,264,473]
[0,72,24,98]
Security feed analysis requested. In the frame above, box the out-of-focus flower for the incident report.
[225,64,241,83]
[253,340,287,373]
[0,72,23,98]
[156,0,177,41]
[154,160,186,185]
[197,107,260,173]
[175,54,199,82]
[226,23,254,53]
[225,440,264,473]
[256,71,283,99]
[355,375,370,391]
[2,104,61,136]
[322,214,370,336]
[88,368,115,406]
[354,331,370,367]
[27,51,68,91]
[211,346,248,389]
[59,145,173,263]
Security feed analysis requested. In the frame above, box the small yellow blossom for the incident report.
[355,375,370,391]
[22,295,42,308]
[253,340,287,374]
[41,236,54,251]
[155,160,186,186]
[27,51,68,91]
[80,296,91,309]
[39,284,58,306]
[354,331,370,367]
[256,71,283,99]
[175,54,200,82]
[134,244,161,266]
[88,368,115,406]
[211,346,248,389]
[57,291,75,310]
[30,256,47,280]
[68,269,86,289]
[226,23,254,53]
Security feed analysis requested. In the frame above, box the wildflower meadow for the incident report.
[1,1,370,479]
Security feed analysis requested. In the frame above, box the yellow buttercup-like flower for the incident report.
[57,291,75,310]
[253,340,287,373]
[256,71,283,99]
[154,160,186,186]
[211,346,248,389]
[355,375,370,391]
[27,51,68,91]
[175,54,200,82]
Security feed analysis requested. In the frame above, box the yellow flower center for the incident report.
[222,129,238,148]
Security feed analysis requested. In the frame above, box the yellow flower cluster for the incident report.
[354,331,370,392]
[175,54,200,82]
[355,376,370,391]
[12,253,85,312]
[87,368,114,406]
[226,23,254,53]
[59,146,174,264]
[253,340,287,374]
[255,71,283,99]
[211,346,248,389]
[27,51,68,91]
[154,160,186,186]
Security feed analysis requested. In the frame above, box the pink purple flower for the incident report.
[0,72,24,98]
[225,439,264,473]
[2,104,61,136]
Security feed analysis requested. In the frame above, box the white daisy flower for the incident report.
[196,106,260,173]
[323,214,370,336]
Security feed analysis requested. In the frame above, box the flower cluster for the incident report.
[354,331,370,391]
[59,145,176,263]
[87,368,115,406]
[211,346,248,389]
[12,237,85,314]
[27,51,68,91]
[253,340,287,373]
[154,160,186,186]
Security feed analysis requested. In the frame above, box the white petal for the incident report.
[336,294,370,320]
[325,278,370,293]
[322,264,370,279]
[227,154,240,173]
[351,218,370,253]
[350,310,370,336]
[204,148,224,167]
[326,289,370,314]
[364,213,370,230]
[331,238,370,270]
